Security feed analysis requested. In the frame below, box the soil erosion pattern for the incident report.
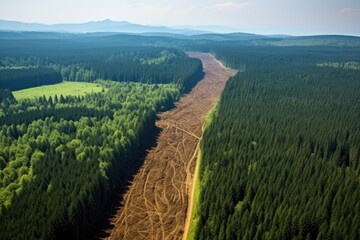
[107,52,236,239]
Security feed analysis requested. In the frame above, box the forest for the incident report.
[0,35,204,239]
[1,31,360,239]
[0,80,184,239]
[0,40,203,93]
[0,67,62,91]
[192,45,360,239]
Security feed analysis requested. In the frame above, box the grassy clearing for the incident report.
[187,103,219,240]
[12,81,103,100]
[187,147,203,240]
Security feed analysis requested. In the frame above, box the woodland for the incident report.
[193,45,360,240]
[0,36,203,239]
[0,33,359,239]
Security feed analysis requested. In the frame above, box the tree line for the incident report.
[0,67,62,91]
[0,39,203,92]
[0,36,205,239]
[193,45,360,240]
[0,81,182,239]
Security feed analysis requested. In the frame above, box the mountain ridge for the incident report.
[0,19,212,35]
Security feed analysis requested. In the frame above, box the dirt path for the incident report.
[181,140,201,240]
[106,52,236,240]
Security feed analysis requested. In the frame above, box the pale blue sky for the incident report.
[0,0,359,35]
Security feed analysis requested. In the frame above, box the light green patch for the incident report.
[12,81,104,100]
[187,147,202,240]
[235,201,244,212]
[139,50,176,65]
[248,161,258,174]
[317,61,360,70]
[204,100,219,128]
[187,103,219,240]
[0,66,37,70]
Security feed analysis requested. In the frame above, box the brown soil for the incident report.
[106,52,236,240]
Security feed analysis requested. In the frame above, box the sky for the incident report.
[0,0,360,35]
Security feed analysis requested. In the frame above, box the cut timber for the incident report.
[106,52,236,240]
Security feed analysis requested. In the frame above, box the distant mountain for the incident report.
[137,32,267,41]
[297,35,360,41]
[0,30,270,42]
[0,19,210,35]
[1,19,358,46]
[172,25,241,34]
[0,31,77,39]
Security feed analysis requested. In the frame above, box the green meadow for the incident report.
[12,81,103,100]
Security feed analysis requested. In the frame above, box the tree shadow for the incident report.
[90,123,162,240]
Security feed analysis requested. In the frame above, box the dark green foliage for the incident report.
[0,35,204,239]
[0,93,114,126]
[0,67,62,91]
[0,37,203,93]
[195,46,360,239]
[0,81,180,240]
[0,89,15,103]
[49,48,203,91]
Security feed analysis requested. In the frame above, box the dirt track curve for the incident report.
[107,52,236,240]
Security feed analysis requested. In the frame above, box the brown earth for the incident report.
[106,52,236,240]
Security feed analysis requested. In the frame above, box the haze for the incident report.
[1,0,360,35]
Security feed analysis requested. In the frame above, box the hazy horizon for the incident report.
[1,0,360,36]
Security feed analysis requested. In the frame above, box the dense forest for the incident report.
[0,67,62,91]
[1,32,360,239]
[193,46,360,239]
[0,81,182,239]
[0,38,203,92]
[0,35,205,239]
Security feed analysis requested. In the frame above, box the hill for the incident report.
[0,19,209,35]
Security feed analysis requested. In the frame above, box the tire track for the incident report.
[106,52,236,240]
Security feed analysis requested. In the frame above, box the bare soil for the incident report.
[106,52,236,240]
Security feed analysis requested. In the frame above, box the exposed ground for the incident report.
[12,81,103,100]
[107,52,236,240]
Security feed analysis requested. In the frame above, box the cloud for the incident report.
[127,3,197,18]
[176,5,197,15]
[212,1,250,11]
[129,3,172,16]
[340,8,360,15]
